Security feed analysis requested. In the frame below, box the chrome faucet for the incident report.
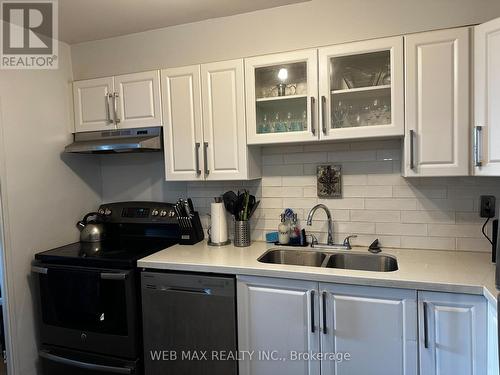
[306,204,357,250]
[306,204,334,245]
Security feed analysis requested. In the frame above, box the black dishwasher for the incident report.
[141,271,237,375]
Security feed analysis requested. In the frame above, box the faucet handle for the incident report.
[308,233,318,246]
[343,235,357,249]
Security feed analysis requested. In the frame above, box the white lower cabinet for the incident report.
[418,291,487,375]
[237,276,489,375]
[237,276,320,375]
[320,283,418,375]
[488,301,499,375]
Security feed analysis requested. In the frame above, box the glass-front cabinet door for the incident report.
[318,36,404,140]
[245,50,319,145]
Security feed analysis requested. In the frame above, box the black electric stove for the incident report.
[32,201,181,375]
[35,237,178,269]
[35,201,180,269]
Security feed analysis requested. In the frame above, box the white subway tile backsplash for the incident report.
[284,152,327,164]
[343,175,368,185]
[261,176,282,187]
[365,198,417,210]
[351,210,401,223]
[283,197,317,209]
[428,224,484,238]
[456,237,492,252]
[376,223,427,236]
[341,161,394,174]
[263,164,304,176]
[162,140,500,253]
[401,210,455,224]
[319,198,365,210]
[336,221,376,234]
[343,185,393,198]
[376,149,401,161]
[303,143,350,152]
[416,198,474,212]
[282,175,316,186]
[400,236,456,251]
[393,185,447,199]
[262,154,284,165]
[328,150,377,162]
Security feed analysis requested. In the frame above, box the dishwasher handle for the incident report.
[165,286,213,295]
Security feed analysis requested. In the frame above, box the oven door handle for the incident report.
[100,272,128,280]
[31,266,48,274]
[39,350,133,374]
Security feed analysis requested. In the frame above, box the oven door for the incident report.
[32,263,138,359]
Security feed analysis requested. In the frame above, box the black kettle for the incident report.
[76,212,106,243]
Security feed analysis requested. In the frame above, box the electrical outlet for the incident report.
[480,195,496,218]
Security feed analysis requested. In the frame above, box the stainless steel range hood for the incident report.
[64,127,162,154]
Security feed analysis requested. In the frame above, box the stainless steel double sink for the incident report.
[258,248,398,272]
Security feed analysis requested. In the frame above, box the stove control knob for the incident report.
[104,208,112,216]
[98,208,105,215]
[160,210,167,217]
[152,209,159,216]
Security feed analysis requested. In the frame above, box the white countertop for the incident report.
[138,241,497,306]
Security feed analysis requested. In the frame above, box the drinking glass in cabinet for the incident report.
[330,50,392,129]
[256,97,307,134]
[331,51,390,90]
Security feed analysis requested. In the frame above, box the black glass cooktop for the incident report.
[35,237,177,269]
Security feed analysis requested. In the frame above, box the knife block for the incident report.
[178,211,205,245]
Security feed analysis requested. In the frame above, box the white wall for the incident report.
[0,43,102,375]
[71,0,500,79]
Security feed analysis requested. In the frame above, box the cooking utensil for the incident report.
[247,200,260,219]
[222,191,238,216]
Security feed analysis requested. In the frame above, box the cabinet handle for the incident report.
[474,125,483,167]
[310,97,316,136]
[203,142,209,175]
[112,92,120,124]
[310,290,315,333]
[409,130,416,170]
[321,96,327,135]
[105,94,113,124]
[321,291,327,334]
[195,142,201,175]
[423,302,429,349]
[100,272,127,280]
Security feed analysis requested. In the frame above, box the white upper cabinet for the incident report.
[163,60,260,181]
[114,70,162,129]
[72,71,162,133]
[474,17,500,175]
[73,77,115,132]
[404,28,470,177]
[245,50,319,145]
[318,36,404,140]
[201,59,254,180]
[162,65,204,181]
[320,283,417,375]
[418,291,487,375]
[237,276,320,375]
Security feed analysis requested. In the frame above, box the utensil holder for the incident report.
[234,220,251,247]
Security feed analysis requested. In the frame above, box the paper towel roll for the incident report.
[211,202,228,243]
